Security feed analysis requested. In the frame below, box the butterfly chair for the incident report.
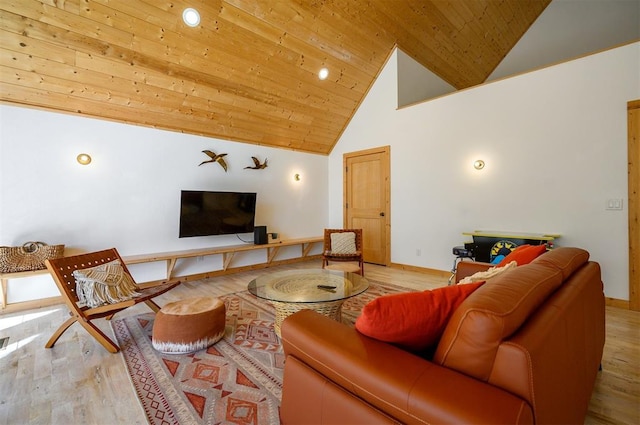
[45,248,181,353]
[322,228,364,275]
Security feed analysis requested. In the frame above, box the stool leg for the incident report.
[448,256,464,285]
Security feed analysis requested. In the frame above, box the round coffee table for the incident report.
[248,269,369,336]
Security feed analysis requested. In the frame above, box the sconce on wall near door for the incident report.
[77,153,92,165]
[294,173,301,181]
[473,159,485,170]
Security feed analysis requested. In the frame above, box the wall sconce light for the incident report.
[473,159,485,170]
[77,153,92,165]
[182,8,200,27]
[294,173,301,181]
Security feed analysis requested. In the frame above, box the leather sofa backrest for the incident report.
[433,247,589,381]
[530,245,590,280]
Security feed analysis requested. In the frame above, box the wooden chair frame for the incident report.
[322,228,364,275]
[45,248,181,353]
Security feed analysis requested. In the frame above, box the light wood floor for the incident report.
[0,260,638,424]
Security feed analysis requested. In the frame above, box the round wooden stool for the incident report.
[152,296,226,354]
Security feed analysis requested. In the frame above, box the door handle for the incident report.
[379,212,385,217]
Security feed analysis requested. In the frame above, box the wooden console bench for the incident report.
[125,237,323,286]
[0,269,61,312]
[0,237,323,312]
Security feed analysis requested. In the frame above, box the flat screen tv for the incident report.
[179,190,256,238]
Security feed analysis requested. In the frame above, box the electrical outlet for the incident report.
[196,256,204,262]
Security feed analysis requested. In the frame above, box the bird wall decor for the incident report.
[199,150,228,172]
[245,156,268,170]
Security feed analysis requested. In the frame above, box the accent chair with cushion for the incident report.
[322,228,364,275]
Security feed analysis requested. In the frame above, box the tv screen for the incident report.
[179,190,256,238]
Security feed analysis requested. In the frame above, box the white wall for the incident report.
[330,42,639,301]
[0,106,328,301]
[397,49,455,107]
[489,0,640,82]
[1,43,638,303]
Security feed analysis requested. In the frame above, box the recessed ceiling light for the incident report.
[318,68,329,80]
[182,8,200,27]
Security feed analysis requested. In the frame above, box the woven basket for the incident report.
[0,242,65,273]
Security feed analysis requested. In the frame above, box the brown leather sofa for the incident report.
[280,247,605,424]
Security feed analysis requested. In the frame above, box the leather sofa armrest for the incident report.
[281,310,533,424]
[455,260,493,283]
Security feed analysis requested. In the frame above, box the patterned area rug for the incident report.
[112,280,408,425]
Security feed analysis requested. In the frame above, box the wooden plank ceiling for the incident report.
[0,0,550,154]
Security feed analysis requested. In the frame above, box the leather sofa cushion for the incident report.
[434,248,589,381]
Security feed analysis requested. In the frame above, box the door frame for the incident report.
[343,145,391,266]
[628,99,639,311]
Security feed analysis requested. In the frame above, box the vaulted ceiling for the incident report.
[2,0,554,154]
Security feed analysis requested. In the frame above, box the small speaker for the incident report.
[254,226,267,245]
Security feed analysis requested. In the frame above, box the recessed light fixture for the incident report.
[182,8,200,27]
[473,159,485,170]
[318,68,329,80]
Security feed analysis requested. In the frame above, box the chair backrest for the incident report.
[323,229,363,251]
[45,248,131,310]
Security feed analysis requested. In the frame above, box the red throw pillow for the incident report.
[355,281,485,352]
[497,244,547,267]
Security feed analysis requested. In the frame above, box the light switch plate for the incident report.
[606,199,623,210]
